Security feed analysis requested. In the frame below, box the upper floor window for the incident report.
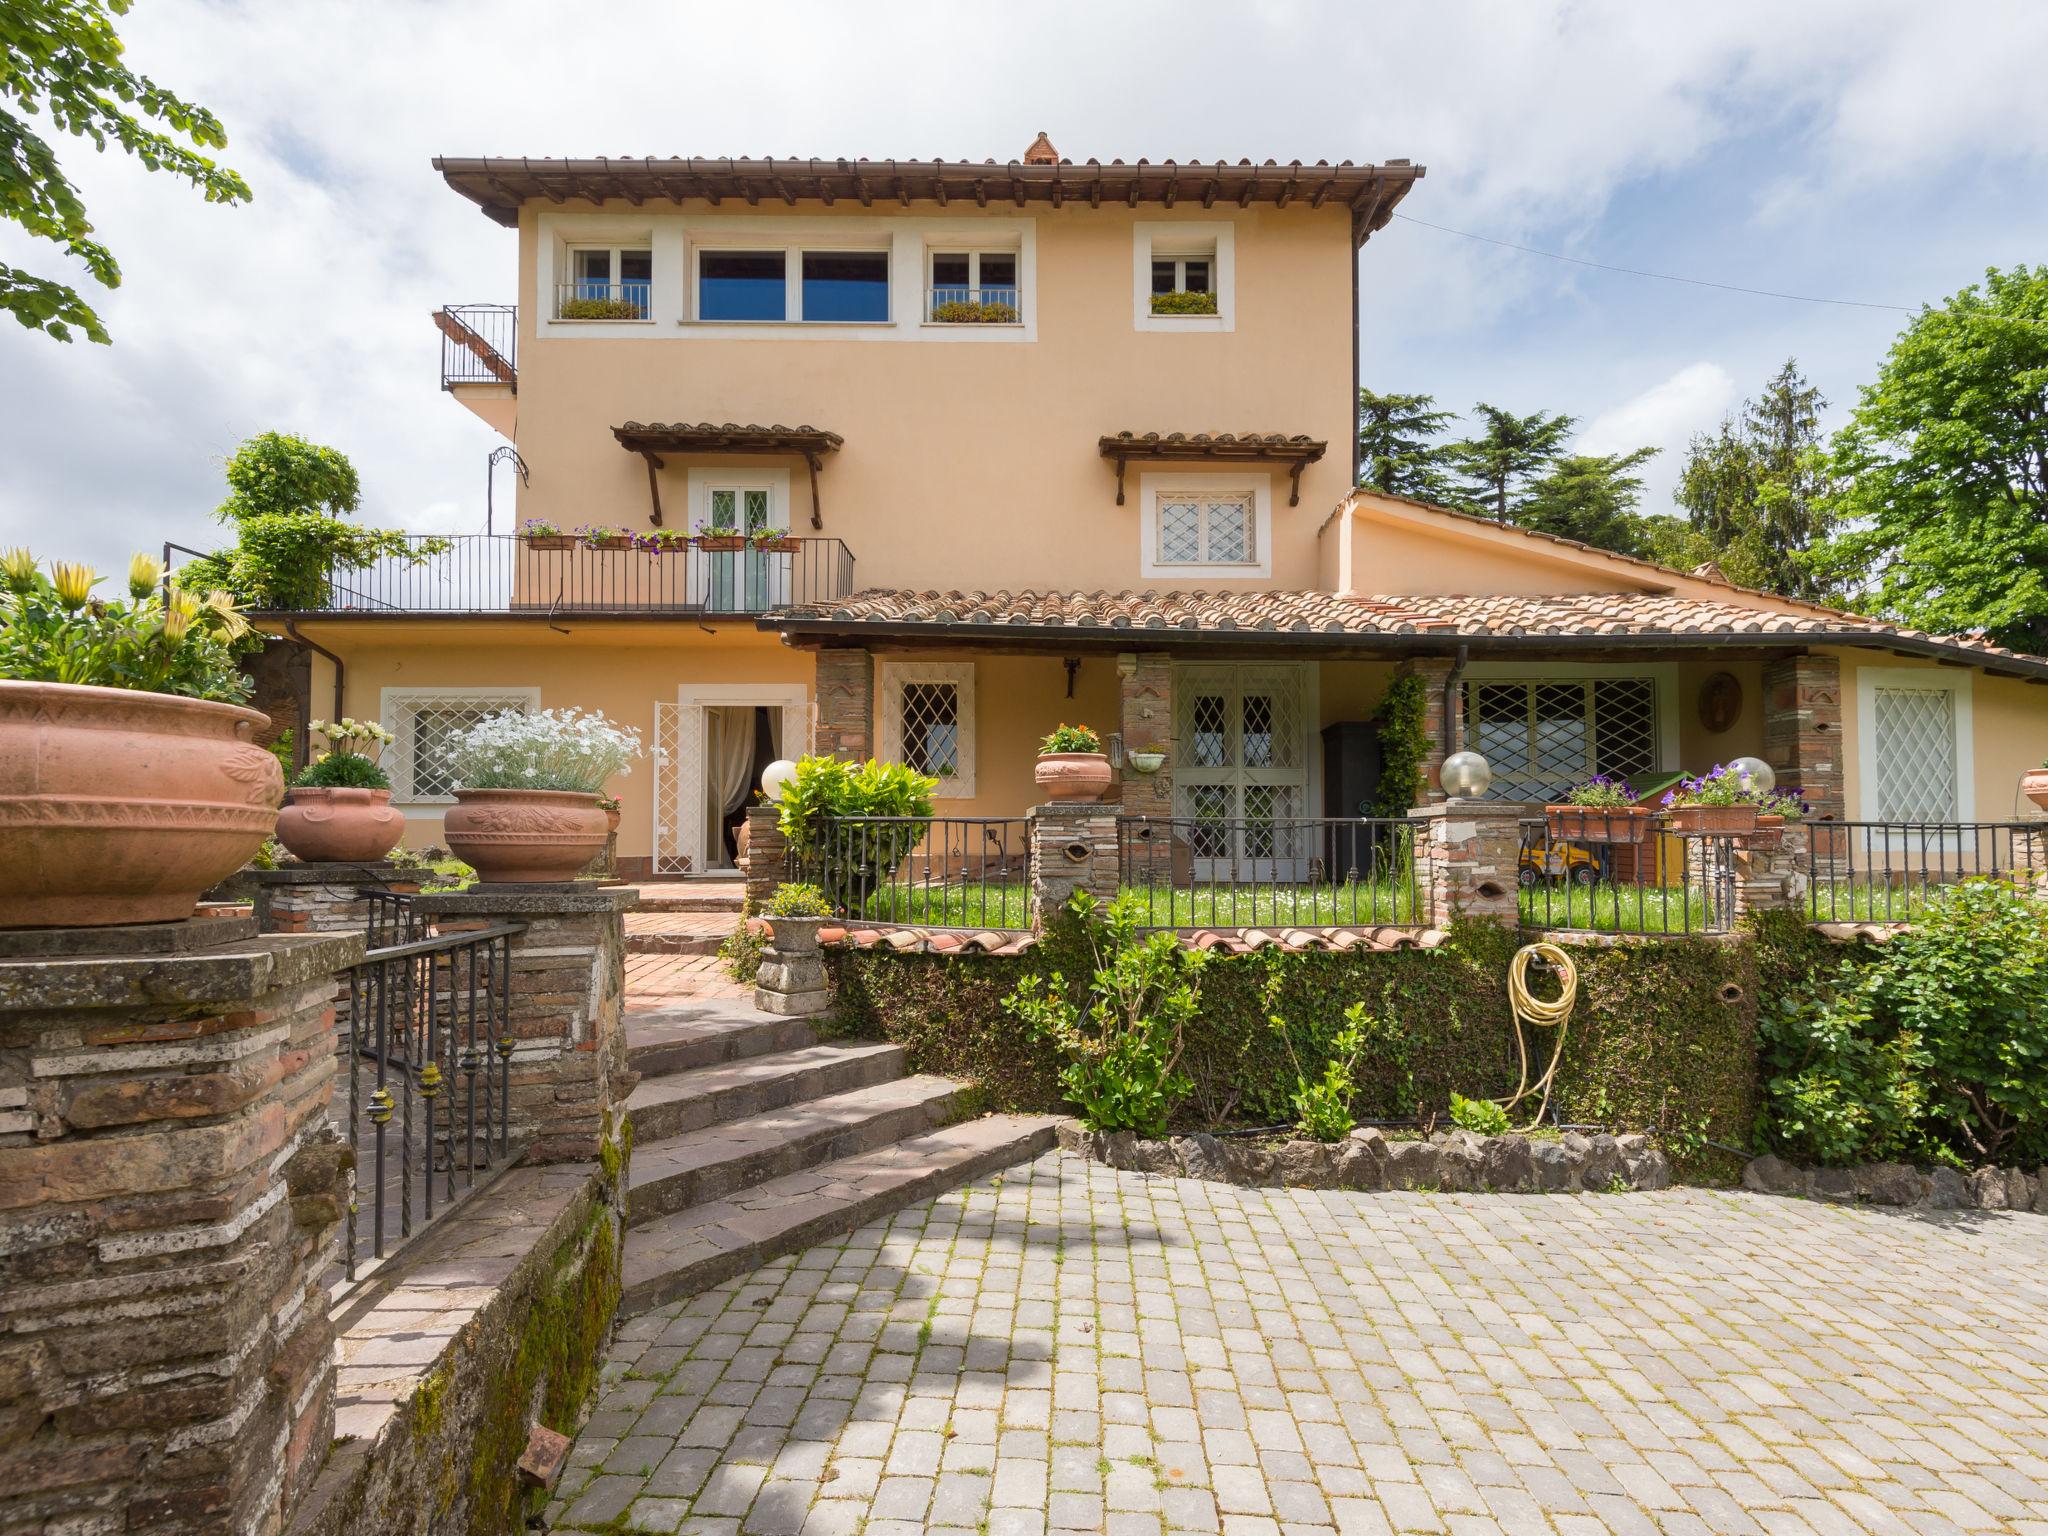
[695,247,891,323]
[558,246,651,319]
[1132,221,1233,332]
[928,248,1020,323]
[801,251,889,321]
[1157,491,1253,566]
[698,250,787,321]
[1149,240,1218,317]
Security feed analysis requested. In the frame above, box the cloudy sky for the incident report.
[5,0,2047,574]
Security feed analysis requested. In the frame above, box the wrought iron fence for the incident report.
[339,919,525,1280]
[364,887,426,947]
[436,303,517,388]
[553,280,652,319]
[925,285,1022,322]
[1116,815,1421,930]
[225,533,855,615]
[1806,820,2048,922]
[1517,812,1736,935]
[787,816,1031,931]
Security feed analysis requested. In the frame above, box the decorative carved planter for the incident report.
[1660,803,1759,835]
[274,785,406,864]
[1544,805,1651,844]
[0,680,282,927]
[2024,767,2048,812]
[1034,751,1113,802]
[443,787,608,883]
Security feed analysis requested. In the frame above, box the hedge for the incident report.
[827,913,1853,1182]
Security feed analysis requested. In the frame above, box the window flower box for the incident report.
[1660,803,1759,835]
[1150,290,1219,316]
[1544,805,1653,844]
[697,535,747,553]
[750,535,800,554]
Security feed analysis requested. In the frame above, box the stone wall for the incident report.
[740,803,786,911]
[1408,800,1524,927]
[1027,802,1120,929]
[813,647,873,763]
[1115,652,1173,818]
[0,919,364,1535]
[249,861,421,937]
[1763,654,1844,821]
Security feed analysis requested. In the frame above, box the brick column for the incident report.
[410,886,632,1163]
[1116,652,1174,818]
[1731,821,1810,921]
[0,917,364,1535]
[740,803,787,910]
[1763,654,1843,821]
[248,860,421,936]
[814,648,874,763]
[1028,803,1121,930]
[1409,800,1526,927]
[1399,656,1459,803]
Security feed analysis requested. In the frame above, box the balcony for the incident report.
[204,534,855,617]
[925,286,1021,324]
[436,304,516,389]
[552,280,652,321]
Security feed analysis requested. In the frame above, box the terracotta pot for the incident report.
[1660,802,1759,835]
[1545,805,1650,844]
[2024,767,2048,812]
[1034,751,1113,802]
[698,536,747,552]
[752,537,800,553]
[520,535,576,550]
[443,787,608,883]
[604,805,622,835]
[0,680,282,927]
[275,786,406,863]
[1749,811,1787,851]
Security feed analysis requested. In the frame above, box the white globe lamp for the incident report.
[1728,756,1775,794]
[1440,750,1493,800]
[760,758,798,804]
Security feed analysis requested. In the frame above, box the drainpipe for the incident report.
[1441,642,1469,760]
[282,619,345,773]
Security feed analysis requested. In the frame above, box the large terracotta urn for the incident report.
[275,786,406,863]
[2024,767,2048,813]
[0,680,283,927]
[1033,751,1114,803]
[442,787,608,883]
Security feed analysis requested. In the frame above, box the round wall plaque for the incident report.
[1697,672,1742,733]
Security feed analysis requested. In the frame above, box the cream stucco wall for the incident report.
[503,199,1356,593]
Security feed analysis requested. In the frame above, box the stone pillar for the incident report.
[1763,654,1843,821]
[755,918,830,1017]
[1731,822,1811,921]
[1116,652,1174,818]
[814,648,874,763]
[1028,803,1121,930]
[247,860,421,936]
[1409,800,1526,927]
[0,917,365,1536]
[1399,656,1459,803]
[410,886,632,1164]
[741,803,787,910]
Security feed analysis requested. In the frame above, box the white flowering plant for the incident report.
[445,707,643,795]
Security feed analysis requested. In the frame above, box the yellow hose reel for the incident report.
[1501,942,1579,1132]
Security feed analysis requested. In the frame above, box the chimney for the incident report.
[1022,131,1059,165]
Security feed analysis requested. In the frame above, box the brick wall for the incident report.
[814,647,873,762]
[1116,652,1173,818]
[1400,656,1459,803]
[1763,654,1844,821]
[1028,802,1121,928]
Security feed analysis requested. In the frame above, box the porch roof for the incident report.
[764,587,2048,678]
[1099,432,1329,506]
[611,422,844,529]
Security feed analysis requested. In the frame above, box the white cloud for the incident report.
[1579,362,1737,459]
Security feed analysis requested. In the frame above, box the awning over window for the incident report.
[1098,432,1328,507]
[610,422,843,528]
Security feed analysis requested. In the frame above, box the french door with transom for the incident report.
[696,485,787,612]
[1172,663,1313,880]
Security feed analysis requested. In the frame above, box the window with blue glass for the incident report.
[801,251,889,321]
[698,251,787,321]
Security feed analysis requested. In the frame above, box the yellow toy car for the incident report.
[1519,839,1602,887]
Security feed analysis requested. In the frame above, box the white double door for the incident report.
[1172,663,1313,880]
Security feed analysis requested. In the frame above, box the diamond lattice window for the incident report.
[899,682,959,781]
[1465,677,1659,800]
[1189,694,1228,768]
[1872,686,1958,822]
[388,693,537,803]
[1159,501,1202,565]
[1154,491,1254,566]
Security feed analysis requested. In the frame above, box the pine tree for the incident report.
[1444,404,1576,521]
[1355,388,1456,502]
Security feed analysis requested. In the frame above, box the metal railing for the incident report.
[554,280,652,319]
[436,303,517,389]
[1116,816,1421,930]
[1518,812,1736,935]
[364,887,426,947]
[925,286,1022,322]
[1807,820,2048,923]
[339,918,526,1280]
[211,533,855,616]
[788,816,1031,931]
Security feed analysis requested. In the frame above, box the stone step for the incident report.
[622,1042,905,1144]
[629,888,745,914]
[624,1007,815,1077]
[624,931,728,957]
[619,1116,1064,1315]
[626,1075,965,1227]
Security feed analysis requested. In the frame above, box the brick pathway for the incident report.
[625,951,752,1008]
[551,1153,2048,1536]
[629,912,742,939]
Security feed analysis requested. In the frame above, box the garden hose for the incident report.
[1502,942,1578,1132]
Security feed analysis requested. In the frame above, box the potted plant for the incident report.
[1034,723,1113,802]
[440,707,643,883]
[575,524,632,550]
[1658,764,1763,834]
[761,881,832,953]
[694,519,747,553]
[1750,787,1808,848]
[1150,290,1220,316]
[518,517,574,550]
[1545,775,1650,843]
[930,298,1020,324]
[748,526,799,554]
[0,551,282,927]
[274,717,406,863]
[2026,759,2048,812]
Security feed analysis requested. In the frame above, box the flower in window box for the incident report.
[518,517,574,549]
[1150,290,1219,316]
[1545,774,1650,844]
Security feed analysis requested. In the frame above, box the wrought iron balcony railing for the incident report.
[183,533,855,617]
[553,280,652,320]
[925,285,1022,323]
[436,304,517,389]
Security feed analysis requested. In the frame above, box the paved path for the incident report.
[625,951,753,1009]
[549,1152,2048,1535]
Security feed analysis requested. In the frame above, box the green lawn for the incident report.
[849,879,1417,931]
[1519,881,1719,934]
[1806,879,1956,922]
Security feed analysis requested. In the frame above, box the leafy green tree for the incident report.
[1815,266,2048,650]
[2,0,250,343]
[1444,404,1576,521]
[1517,448,1660,556]
[179,433,435,610]
[1356,388,1455,501]
[1675,361,1835,599]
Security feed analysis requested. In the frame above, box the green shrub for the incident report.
[1004,892,1208,1136]
[1759,879,2048,1167]
[1040,723,1102,754]
[764,882,832,918]
[1149,290,1219,316]
[557,297,644,320]
[1369,672,1428,818]
[1449,1092,1511,1136]
[293,751,390,790]
[778,755,938,914]
[930,299,1019,324]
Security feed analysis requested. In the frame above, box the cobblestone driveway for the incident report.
[553,1151,2048,1536]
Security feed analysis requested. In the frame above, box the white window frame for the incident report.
[1140,471,1271,578]
[687,467,791,532]
[381,687,541,808]
[688,238,894,326]
[1855,666,1974,823]
[1133,220,1234,333]
[924,244,1025,324]
[877,661,976,799]
[553,236,657,325]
